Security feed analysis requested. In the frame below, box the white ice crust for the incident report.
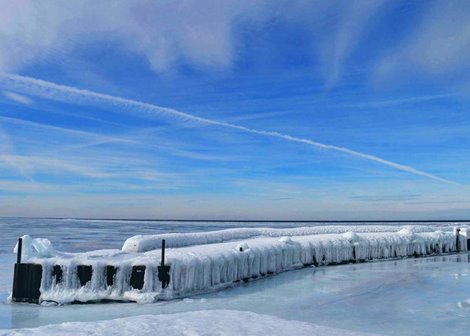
[13,225,467,304]
[121,225,440,252]
[0,309,378,336]
[13,235,55,260]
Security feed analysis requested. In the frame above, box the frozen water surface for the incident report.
[0,310,377,336]
[1,218,470,335]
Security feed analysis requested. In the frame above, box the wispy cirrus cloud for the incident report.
[333,94,453,109]
[350,194,421,203]
[0,1,467,90]
[0,115,137,146]
[375,1,470,84]
[0,154,111,178]
[0,180,75,193]
[0,72,456,184]
[0,115,176,181]
[0,152,178,182]
[316,1,387,89]
[0,1,392,89]
[2,90,33,105]
[0,120,35,179]
[0,0,264,73]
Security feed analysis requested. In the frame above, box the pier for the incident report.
[11,227,469,304]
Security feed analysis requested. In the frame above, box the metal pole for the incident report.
[16,238,22,264]
[161,239,166,266]
[158,239,170,288]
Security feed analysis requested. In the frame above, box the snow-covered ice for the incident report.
[0,309,377,336]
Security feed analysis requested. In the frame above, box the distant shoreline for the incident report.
[1,216,469,223]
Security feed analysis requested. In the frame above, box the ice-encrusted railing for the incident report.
[11,226,470,304]
[121,225,448,252]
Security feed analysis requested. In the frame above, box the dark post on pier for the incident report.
[12,238,43,304]
[16,238,22,264]
[161,239,166,265]
[158,239,170,288]
[456,228,461,253]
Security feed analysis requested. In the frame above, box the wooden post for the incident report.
[158,239,170,289]
[12,238,42,304]
[16,238,22,264]
[130,265,146,290]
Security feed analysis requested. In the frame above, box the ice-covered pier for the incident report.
[11,225,470,304]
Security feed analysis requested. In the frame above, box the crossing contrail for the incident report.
[0,72,456,184]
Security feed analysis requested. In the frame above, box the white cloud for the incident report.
[0,120,34,178]
[0,0,392,86]
[0,115,138,146]
[0,115,177,181]
[406,1,470,75]
[0,152,177,181]
[0,0,266,73]
[0,154,109,178]
[375,1,470,82]
[0,180,71,193]
[314,1,387,89]
[2,90,33,104]
[1,1,466,88]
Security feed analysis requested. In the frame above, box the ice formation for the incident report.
[13,225,468,304]
[121,225,440,252]
[13,236,55,260]
[0,310,377,336]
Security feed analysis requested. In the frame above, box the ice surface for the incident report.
[0,309,376,336]
[2,219,470,335]
[3,255,470,335]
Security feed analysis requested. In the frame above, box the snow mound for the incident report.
[279,236,294,244]
[0,310,378,336]
[398,228,414,237]
[236,242,250,252]
[342,231,359,242]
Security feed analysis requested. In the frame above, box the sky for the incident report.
[0,0,469,220]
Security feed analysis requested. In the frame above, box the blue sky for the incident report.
[0,0,469,220]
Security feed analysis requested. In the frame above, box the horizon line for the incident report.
[2,216,469,223]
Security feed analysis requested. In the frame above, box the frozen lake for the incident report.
[1,218,470,335]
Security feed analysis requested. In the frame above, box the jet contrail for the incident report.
[0,72,456,184]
